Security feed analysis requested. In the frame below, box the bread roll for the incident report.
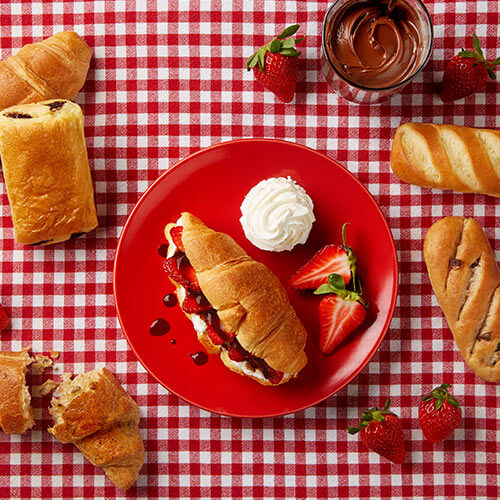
[391,122,500,197]
[48,367,144,490]
[0,31,92,111]
[0,99,98,245]
[424,216,500,383]
[0,348,34,434]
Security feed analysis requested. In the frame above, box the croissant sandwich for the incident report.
[163,213,308,386]
[0,31,92,111]
[48,367,144,490]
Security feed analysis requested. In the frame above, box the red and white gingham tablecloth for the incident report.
[0,1,499,499]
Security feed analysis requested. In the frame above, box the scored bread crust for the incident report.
[0,348,34,434]
[48,367,144,490]
[180,212,308,375]
[391,122,500,197]
[424,216,500,382]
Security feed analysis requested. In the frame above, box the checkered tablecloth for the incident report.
[0,1,499,499]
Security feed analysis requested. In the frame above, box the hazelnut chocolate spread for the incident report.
[324,0,425,88]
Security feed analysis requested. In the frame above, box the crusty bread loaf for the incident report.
[0,31,92,111]
[0,99,98,245]
[0,348,34,434]
[48,367,144,490]
[391,123,500,197]
[424,217,500,383]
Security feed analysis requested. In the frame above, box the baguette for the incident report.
[164,213,308,386]
[48,367,144,490]
[391,123,500,197]
[424,216,500,382]
[0,348,34,434]
[0,32,92,111]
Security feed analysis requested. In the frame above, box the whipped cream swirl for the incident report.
[240,177,315,252]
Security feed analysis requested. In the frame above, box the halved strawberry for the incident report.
[163,255,201,292]
[267,366,284,385]
[170,226,185,253]
[289,224,355,290]
[315,273,367,355]
[181,290,212,314]
[0,304,8,330]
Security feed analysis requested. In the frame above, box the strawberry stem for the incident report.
[348,398,394,434]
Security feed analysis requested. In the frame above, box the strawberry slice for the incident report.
[170,226,185,253]
[205,324,226,346]
[0,304,8,330]
[289,223,355,290]
[163,255,201,292]
[266,366,284,385]
[227,339,247,362]
[314,273,367,355]
[181,290,212,314]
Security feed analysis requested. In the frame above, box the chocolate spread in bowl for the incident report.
[324,0,426,89]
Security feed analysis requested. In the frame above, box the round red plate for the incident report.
[113,139,398,418]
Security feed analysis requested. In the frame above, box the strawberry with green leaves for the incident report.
[441,33,500,102]
[247,24,304,103]
[348,398,405,464]
[419,383,462,442]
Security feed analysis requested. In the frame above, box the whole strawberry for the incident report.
[419,383,462,442]
[441,33,500,102]
[247,24,304,103]
[348,398,405,464]
[0,303,8,330]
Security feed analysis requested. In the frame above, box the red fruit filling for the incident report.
[170,226,185,252]
[162,235,285,384]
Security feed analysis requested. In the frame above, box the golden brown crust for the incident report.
[48,367,144,490]
[391,123,500,197]
[424,217,500,382]
[0,348,34,434]
[0,31,91,111]
[181,212,307,375]
[0,99,98,245]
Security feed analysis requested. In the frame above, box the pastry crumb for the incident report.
[50,351,60,360]
[32,354,53,373]
[38,379,59,396]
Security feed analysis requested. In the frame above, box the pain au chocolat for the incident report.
[163,212,308,386]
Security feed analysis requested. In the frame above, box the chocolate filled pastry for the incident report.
[0,31,92,111]
[0,99,98,245]
[163,212,308,386]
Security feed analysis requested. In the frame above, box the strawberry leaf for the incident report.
[257,48,266,73]
[295,36,305,45]
[246,52,259,70]
[491,57,500,65]
[459,50,477,58]
[281,38,296,49]
[280,48,301,57]
[270,39,281,53]
[328,273,346,290]
[472,33,484,61]
[277,24,299,39]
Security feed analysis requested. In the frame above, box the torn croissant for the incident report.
[48,367,144,490]
[0,348,34,434]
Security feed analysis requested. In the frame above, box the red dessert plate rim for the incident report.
[113,138,399,417]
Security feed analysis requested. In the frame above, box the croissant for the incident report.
[391,122,500,197]
[163,212,308,386]
[0,31,92,111]
[48,367,144,490]
[0,348,34,434]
